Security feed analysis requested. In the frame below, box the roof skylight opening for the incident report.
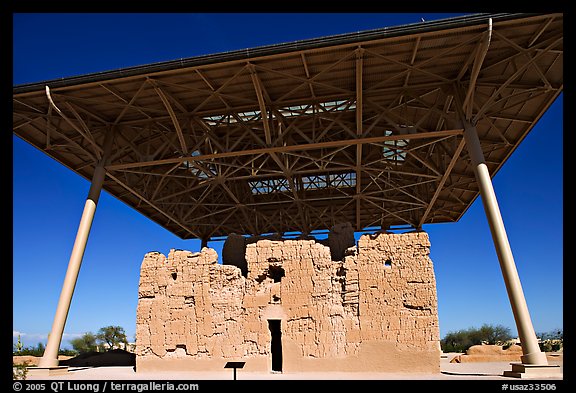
[301,172,356,191]
[181,150,217,179]
[249,172,356,195]
[203,114,229,126]
[277,103,315,118]
[383,130,409,164]
[203,110,262,126]
[301,174,328,190]
[328,172,356,188]
[237,110,261,122]
[202,99,355,127]
[249,178,290,195]
[320,99,356,112]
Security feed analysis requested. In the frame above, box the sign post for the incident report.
[224,361,246,380]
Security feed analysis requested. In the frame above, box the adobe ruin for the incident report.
[135,227,440,373]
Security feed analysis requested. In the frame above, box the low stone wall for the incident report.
[450,344,523,363]
[12,355,72,366]
[136,231,440,373]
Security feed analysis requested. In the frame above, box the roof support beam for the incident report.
[19,112,94,162]
[38,125,116,368]
[45,104,53,149]
[398,36,421,105]
[364,170,429,206]
[300,53,316,99]
[247,64,305,223]
[528,16,555,47]
[98,81,150,125]
[46,87,103,160]
[106,128,463,171]
[150,162,181,201]
[150,80,188,155]
[12,14,563,240]
[189,63,250,115]
[355,48,364,135]
[491,30,553,91]
[205,207,239,239]
[249,65,272,145]
[355,48,364,231]
[267,50,357,103]
[473,35,562,123]
[219,180,241,205]
[64,102,102,149]
[463,18,492,120]
[363,196,417,228]
[181,183,217,221]
[405,36,421,86]
[417,137,466,227]
[455,86,549,367]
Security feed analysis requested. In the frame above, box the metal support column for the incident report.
[38,129,115,368]
[462,121,548,366]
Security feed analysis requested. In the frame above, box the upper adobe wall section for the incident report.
[221,222,356,276]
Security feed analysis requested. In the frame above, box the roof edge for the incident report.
[13,13,543,94]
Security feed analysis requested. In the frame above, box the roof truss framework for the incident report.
[13,13,563,240]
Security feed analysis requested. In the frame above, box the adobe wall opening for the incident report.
[268,319,283,372]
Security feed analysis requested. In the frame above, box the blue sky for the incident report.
[12,13,563,349]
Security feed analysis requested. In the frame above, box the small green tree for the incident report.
[35,342,46,356]
[96,326,128,351]
[70,333,98,353]
[441,329,474,352]
[478,323,512,345]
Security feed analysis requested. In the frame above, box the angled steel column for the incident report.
[201,237,209,249]
[462,120,547,365]
[38,129,115,368]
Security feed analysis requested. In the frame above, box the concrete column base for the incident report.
[27,366,69,377]
[520,350,549,365]
[503,363,561,379]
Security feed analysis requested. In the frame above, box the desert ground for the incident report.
[20,352,563,381]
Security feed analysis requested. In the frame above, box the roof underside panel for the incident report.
[13,13,563,240]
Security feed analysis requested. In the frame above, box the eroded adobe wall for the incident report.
[353,232,440,371]
[135,231,440,373]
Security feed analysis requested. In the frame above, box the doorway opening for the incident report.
[268,319,283,372]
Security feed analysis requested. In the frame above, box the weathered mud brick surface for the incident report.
[136,230,440,373]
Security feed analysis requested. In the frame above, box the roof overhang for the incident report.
[13,13,563,240]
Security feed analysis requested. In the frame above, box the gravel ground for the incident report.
[24,354,563,381]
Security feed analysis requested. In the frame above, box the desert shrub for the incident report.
[13,361,28,380]
[441,324,512,352]
[537,328,563,352]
